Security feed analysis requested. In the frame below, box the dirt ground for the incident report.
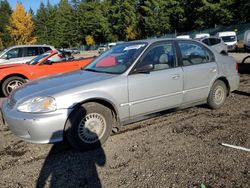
[0,56,249,188]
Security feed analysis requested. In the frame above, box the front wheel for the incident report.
[2,76,26,97]
[207,80,227,109]
[65,102,113,150]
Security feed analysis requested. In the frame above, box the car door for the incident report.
[23,47,41,62]
[128,41,183,118]
[178,41,218,104]
[33,54,80,77]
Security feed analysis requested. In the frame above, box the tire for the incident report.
[207,80,227,109]
[65,102,113,150]
[2,76,26,97]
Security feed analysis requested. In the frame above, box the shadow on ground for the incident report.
[36,140,106,188]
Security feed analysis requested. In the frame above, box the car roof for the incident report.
[8,44,54,49]
[123,38,194,45]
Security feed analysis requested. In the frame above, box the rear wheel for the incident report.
[2,76,26,97]
[207,80,227,109]
[65,102,112,150]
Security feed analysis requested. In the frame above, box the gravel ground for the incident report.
[0,59,249,188]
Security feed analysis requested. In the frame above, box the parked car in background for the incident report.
[216,31,237,51]
[0,44,55,65]
[62,48,80,54]
[0,50,93,96]
[194,33,210,39]
[98,45,108,54]
[244,30,250,52]
[1,38,239,150]
[176,35,190,39]
[198,36,228,55]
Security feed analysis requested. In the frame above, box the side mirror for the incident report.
[133,64,154,74]
[2,54,9,60]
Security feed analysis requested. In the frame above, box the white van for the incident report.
[244,30,250,52]
[194,33,210,39]
[216,31,237,51]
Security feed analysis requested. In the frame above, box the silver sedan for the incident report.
[1,38,239,150]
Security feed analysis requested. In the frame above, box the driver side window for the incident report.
[136,42,176,71]
[6,48,23,59]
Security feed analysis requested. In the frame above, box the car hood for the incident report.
[0,63,25,69]
[12,70,116,101]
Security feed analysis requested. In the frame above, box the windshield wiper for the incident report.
[83,68,100,72]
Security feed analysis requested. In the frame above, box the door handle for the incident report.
[172,74,180,80]
[210,68,217,73]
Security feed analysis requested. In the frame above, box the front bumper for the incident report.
[1,99,72,144]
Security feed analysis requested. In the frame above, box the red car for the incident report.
[0,50,93,96]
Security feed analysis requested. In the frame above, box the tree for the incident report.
[138,0,171,38]
[85,35,95,45]
[109,0,138,41]
[34,2,49,44]
[55,0,75,47]
[78,1,110,44]
[7,3,37,45]
[0,0,12,49]
[194,0,232,29]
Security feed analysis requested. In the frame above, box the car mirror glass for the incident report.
[133,64,154,74]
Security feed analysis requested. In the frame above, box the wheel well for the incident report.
[1,74,28,91]
[73,98,120,129]
[1,74,28,84]
[220,51,227,55]
[217,77,230,95]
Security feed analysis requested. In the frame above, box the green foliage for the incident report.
[0,0,12,49]
[8,0,250,48]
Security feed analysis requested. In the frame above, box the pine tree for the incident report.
[0,0,12,48]
[34,2,49,44]
[55,0,75,47]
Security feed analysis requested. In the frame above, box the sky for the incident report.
[8,0,60,13]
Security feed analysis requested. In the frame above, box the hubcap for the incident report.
[213,86,225,105]
[78,113,106,144]
[6,80,24,95]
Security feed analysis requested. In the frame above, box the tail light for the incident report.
[235,63,238,71]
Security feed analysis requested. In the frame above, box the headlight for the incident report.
[17,97,57,113]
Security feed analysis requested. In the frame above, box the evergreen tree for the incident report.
[109,0,138,41]
[0,0,12,48]
[55,0,75,47]
[78,1,110,44]
[34,2,49,44]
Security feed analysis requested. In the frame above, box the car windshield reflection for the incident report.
[26,52,52,65]
[84,42,148,74]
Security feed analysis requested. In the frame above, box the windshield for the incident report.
[0,48,9,57]
[84,42,147,74]
[221,36,236,42]
[27,52,52,65]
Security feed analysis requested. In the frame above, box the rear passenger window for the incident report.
[178,42,214,66]
[26,47,39,56]
[209,38,220,45]
[202,38,210,45]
